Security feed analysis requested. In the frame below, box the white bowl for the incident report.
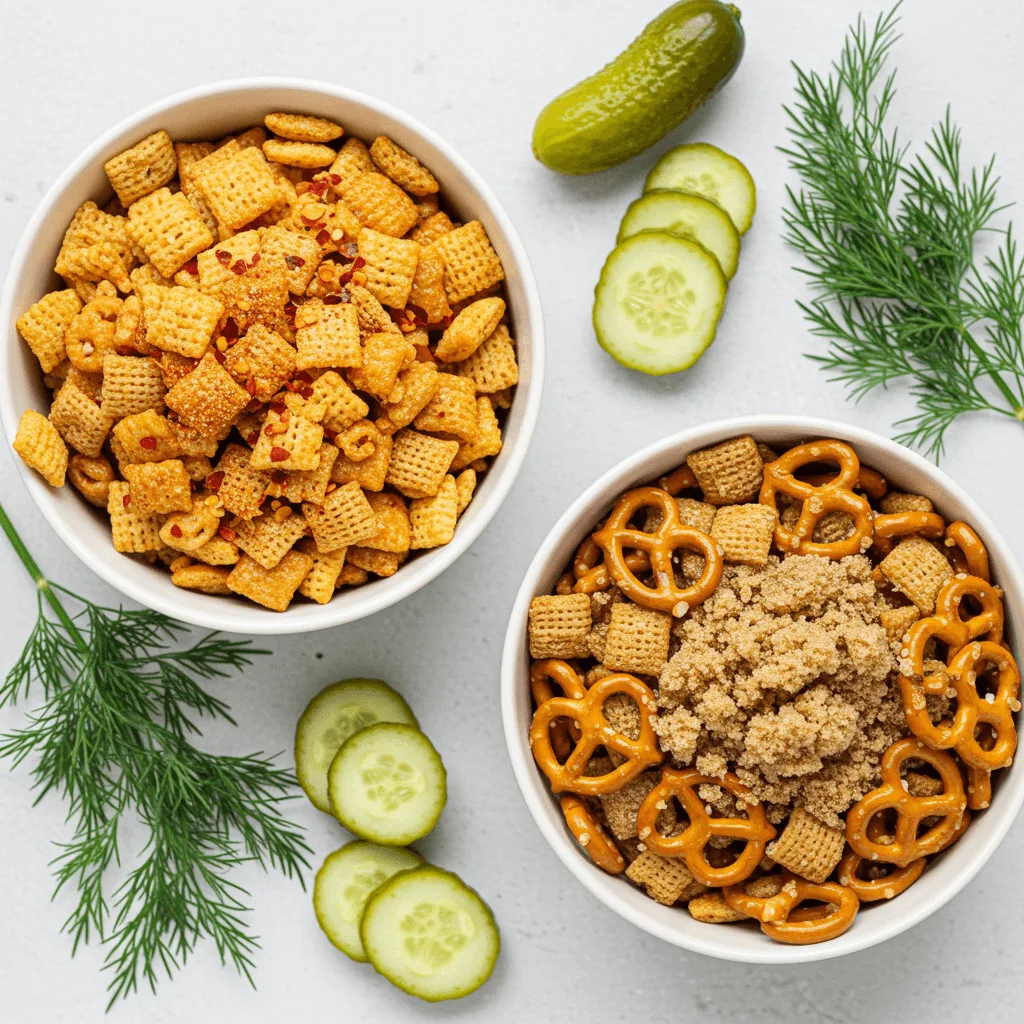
[0,79,544,635]
[501,416,1024,963]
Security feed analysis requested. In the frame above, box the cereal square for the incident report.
[55,202,134,292]
[143,284,223,359]
[600,771,676,841]
[346,546,406,577]
[347,284,401,337]
[379,361,440,431]
[17,289,81,373]
[122,459,192,514]
[385,428,458,499]
[409,475,458,549]
[232,510,308,569]
[341,172,418,237]
[265,113,343,144]
[436,296,505,363]
[331,422,392,491]
[250,402,324,471]
[451,396,502,470]
[159,497,220,552]
[194,146,283,232]
[227,549,314,612]
[358,228,419,308]
[363,491,411,553]
[710,503,778,567]
[408,245,451,323]
[687,892,744,923]
[879,491,934,514]
[303,481,376,552]
[172,563,233,595]
[410,211,455,247]
[767,808,846,884]
[165,352,251,439]
[212,443,270,519]
[625,850,699,906]
[347,331,415,400]
[223,323,295,402]
[455,468,476,514]
[269,443,338,505]
[49,377,114,457]
[296,538,346,603]
[879,536,955,613]
[528,593,592,659]
[369,135,439,196]
[101,354,166,418]
[456,323,518,393]
[431,221,505,304]
[603,603,672,676]
[686,435,764,505]
[104,130,177,206]
[260,224,322,294]
[107,481,163,552]
[263,139,336,169]
[880,605,921,646]
[126,188,214,277]
[295,300,361,370]
[413,374,479,442]
[110,409,181,463]
[302,370,369,432]
[13,409,68,486]
[329,137,375,189]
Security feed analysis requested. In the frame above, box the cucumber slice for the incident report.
[295,679,418,814]
[361,865,500,1002]
[644,143,757,234]
[314,841,423,962]
[329,723,446,845]
[593,231,727,375]
[617,190,740,280]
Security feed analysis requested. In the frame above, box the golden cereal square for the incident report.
[329,137,375,189]
[223,324,295,402]
[206,251,292,339]
[346,546,405,577]
[49,378,113,457]
[455,468,476,514]
[347,331,415,401]
[250,404,324,471]
[410,211,455,247]
[270,443,339,505]
[296,538,346,602]
[341,172,418,237]
[165,352,251,439]
[195,230,262,293]
[265,113,343,144]
[214,443,270,519]
[303,370,369,432]
[172,563,233,595]
[227,550,313,612]
[686,435,764,505]
[13,409,68,486]
[379,361,440,431]
[331,426,392,491]
[528,593,592,659]
[767,808,846,884]
[347,283,401,337]
[436,296,505,363]
[17,289,81,373]
[192,534,240,566]
[625,850,698,906]
[232,127,269,151]
[107,481,163,552]
[600,772,676,841]
[358,228,419,309]
[57,242,133,294]
[812,510,855,544]
[260,224,322,294]
[113,294,151,354]
[337,563,369,587]
[879,491,935,514]
[262,139,336,169]
[687,892,745,923]
[111,409,180,463]
[104,130,177,206]
[710,503,778,568]
[880,605,921,646]
[55,202,134,284]
[408,246,451,323]
[879,536,955,613]
[295,300,361,370]
[369,135,439,197]
[413,374,479,443]
[385,428,458,499]
[363,491,411,553]
[302,480,376,552]
[603,603,672,676]
[122,459,192,514]
[127,188,214,278]
[451,396,502,471]
[413,194,439,221]
[409,475,457,549]
[143,285,223,359]
[232,511,308,569]
[195,147,283,232]
[182,454,214,482]
[159,497,219,552]
[456,323,518,393]
[170,421,219,458]
[432,221,505,304]
[101,354,166,418]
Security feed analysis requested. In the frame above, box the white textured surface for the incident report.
[1,1,1022,1020]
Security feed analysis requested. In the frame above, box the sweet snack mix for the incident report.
[13,113,518,611]
[527,436,1019,945]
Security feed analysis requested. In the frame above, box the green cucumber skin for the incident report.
[532,1,744,175]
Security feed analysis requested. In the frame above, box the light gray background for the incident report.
[1,1,1022,1021]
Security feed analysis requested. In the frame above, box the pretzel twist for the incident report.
[871,511,946,556]
[560,795,626,875]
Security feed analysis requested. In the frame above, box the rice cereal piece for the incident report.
[213,443,270,519]
[687,891,746,923]
[603,603,672,676]
[143,285,223,358]
[348,332,415,401]
[295,300,361,370]
[358,228,419,309]
[232,127,269,151]
[303,370,369,432]
[685,434,763,505]
[346,547,406,577]
[262,139,335,169]
[456,323,518,392]
[331,423,393,491]
[296,538,346,602]
[64,292,120,373]
[113,294,152,354]
[159,498,220,553]
[265,113,343,144]
[165,352,251,439]
[379,361,440,431]
[192,536,240,566]
[182,454,214,481]
[104,130,177,207]
[431,221,505,304]
[451,397,502,470]
[68,453,114,506]
[813,510,855,544]
[13,410,68,487]
[409,475,458,549]
[172,563,233,595]
[195,147,284,232]
[369,135,439,197]
[766,808,846,884]
[270,443,338,505]
[279,195,361,255]
[101,354,166,418]
[303,480,376,552]
[227,549,314,612]
[209,252,292,339]
[408,246,451,323]
[337,562,369,587]
[879,491,935,514]
[169,420,220,457]
[880,604,921,646]
[710,503,779,568]
[436,296,505,363]
[410,211,455,247]
[48,377,114,457]
[363,491,411,553]
[347,284,401,337]
[600,772,677,841]
[194,230,262,292]
[175,141,215,176]
[410,375,477,444]
[107,481,162,553]
[250,403,324,471]
[126,188,214,277]
[879,536,955,614]
[385,428,459,499]
[110,409,181,463]
[625,850,700,906]
[55,202,135,292]
[455,468,476,514]
[260,224,322,294]
[16,289,82,372]
[223,323,296,401]
[121,459,192,514]
[527,593,591,659]
[413,194,439,222]
[328,137,375,189]
[232,511,308,569]
[341,172,418,237]
[489,387,514,409]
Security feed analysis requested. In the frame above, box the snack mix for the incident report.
[527,436,1019,944]
[13,116,518,611]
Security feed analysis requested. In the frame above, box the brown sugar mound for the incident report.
[654,554,906,827]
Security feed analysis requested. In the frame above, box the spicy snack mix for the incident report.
[12,116,518,611]
[527,435,1019,944]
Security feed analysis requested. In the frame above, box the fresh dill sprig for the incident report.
[781,2,1024,459]
[0,502,311,1009]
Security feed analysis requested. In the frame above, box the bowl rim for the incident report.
[0,77,545,634]
[501,414,1024,963]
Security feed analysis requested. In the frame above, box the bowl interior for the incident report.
[0,81,542,634]
[502,417,1024,963]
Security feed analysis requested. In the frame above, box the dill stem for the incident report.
[0,502,89,654]
[955,323,1024,419]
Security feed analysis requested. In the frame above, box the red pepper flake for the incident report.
[123,493,131,508]
[352,256,366,270]
[323,294,342,305]
[170,524,183,538]
[218,526,237,542]
[222,317,239,341]
[206,471,225,491]
[338,269,354,285]
[309,180,329,198]
[263,423,276,436]
[139,436,157,450]
[215,249,232,265]
[316,229,331,246]
[183,257,199,276]
[284,254,306,269]
[231,259,247,275]
[213,348,226,364]
[299,385,314,400]
[270,446,290,463]
[249,252,261,267]
[246,430,259,446]
[329,173,342,186]
[269,401,286,415]
[300,214,325,227]
[245,379,257,396]
[284,380,298,392]
[408,304,429,322]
